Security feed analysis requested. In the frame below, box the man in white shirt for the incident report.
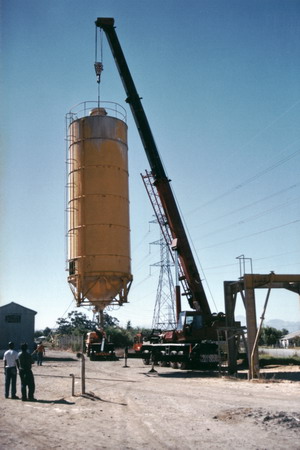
[3,342,20,399]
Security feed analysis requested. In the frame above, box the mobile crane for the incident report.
[96,18,239,369]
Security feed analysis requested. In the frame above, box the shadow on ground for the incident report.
[156,368,300,382]
[23,398,75,405]
[44,356,77,362]
[258,370,300,382]
[154,370,221,379]
[81,392,127,406]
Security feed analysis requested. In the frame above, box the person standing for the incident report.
[18,343,36,402]
[32,341,38,364]
[36,342,45,366]
[3,342,19,399]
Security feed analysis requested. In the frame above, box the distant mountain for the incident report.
[265,319,300,334]
[235,316,300,333]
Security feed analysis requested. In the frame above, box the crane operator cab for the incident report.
[177,311,203,332]
[175,311,221,342]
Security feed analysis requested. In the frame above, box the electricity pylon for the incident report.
[150,228,176,331]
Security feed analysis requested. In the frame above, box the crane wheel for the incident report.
[159,361,168,367]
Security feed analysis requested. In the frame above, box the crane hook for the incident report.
[94,61,103,84]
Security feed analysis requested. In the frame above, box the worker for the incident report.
[18,343,36,402]
[95,327,106,339]
[32,341,38,363]
[36,342,46,366]
[3,342,19,399]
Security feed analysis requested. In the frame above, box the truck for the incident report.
[96,18,243,370]
[133,329,163,365]
[85,330,117,361]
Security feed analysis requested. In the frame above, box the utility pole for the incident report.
[150,225,176,330]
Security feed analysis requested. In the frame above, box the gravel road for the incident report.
[1,350,299,449]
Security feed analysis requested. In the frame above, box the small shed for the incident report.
[280,330,300,348]
[0,302,37,351]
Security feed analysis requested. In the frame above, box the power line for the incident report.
[198,219,300,250]
[188,145,300,214]
[236,99,300,152]
[187,98,300,215]
[194,182,300,229]
[199,196,300,239]
[203,250,300,272]
[132,229,151,253]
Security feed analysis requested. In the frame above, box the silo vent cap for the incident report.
[89,107,107,116]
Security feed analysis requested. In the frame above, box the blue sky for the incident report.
[1,0,300,330]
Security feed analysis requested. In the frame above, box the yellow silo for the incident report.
[66,101,132,311]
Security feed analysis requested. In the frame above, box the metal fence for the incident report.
[51,334,84,352]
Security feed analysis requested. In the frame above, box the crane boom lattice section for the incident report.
[141,170,191,301]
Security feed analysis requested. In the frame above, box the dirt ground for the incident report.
[1,350,300,450]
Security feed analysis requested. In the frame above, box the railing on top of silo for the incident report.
[65,100,127,128]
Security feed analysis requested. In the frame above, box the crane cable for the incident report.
[94,25,104,107]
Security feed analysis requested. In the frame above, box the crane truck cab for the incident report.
[161,311,226,343]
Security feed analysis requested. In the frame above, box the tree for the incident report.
[34,327,52,339]
[55,317,73,335]
[56,311,98,335]
[293,336,300,347]
[34,330,43,338]
[103,325,154,348]
[259,326,285,346]
[43,327,52,337]
[102,312,119,327]
[55,310,119,336]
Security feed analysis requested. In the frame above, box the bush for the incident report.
[106,327,133,348]
[105,326,154,348]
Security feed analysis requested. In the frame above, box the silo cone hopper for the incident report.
[66,102,133,311]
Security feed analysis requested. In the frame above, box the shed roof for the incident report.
[0,301,37,315]
[281,330,300,340]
